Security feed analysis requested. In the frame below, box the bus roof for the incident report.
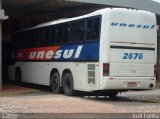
[15,8,155,33]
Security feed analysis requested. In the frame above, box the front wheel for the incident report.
[63,73,75,96]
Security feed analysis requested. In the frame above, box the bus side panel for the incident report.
[10,62,100,92]
[17,62,51,85]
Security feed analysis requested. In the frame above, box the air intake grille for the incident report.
[88,64,95,85]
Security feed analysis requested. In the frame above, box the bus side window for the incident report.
[44,26,55,45]
[56,24,62,43]
[56,23,69,44]
[49,26,56,45]
[20,32,26,48]
[62,23,69,43]
[34,29,40,47]
[94,17,100,40]
[45,27,51,45]
[27,31,32,48]
[41,28,46,46]
[36,28,44,47]
[70,22,77,42]
[86,17,100,41]
[70,20,85,42]
[77,20,85,42]
[28,29,36,47]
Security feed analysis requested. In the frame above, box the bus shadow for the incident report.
[21,83,51,92]
[82,95,160,104]
[7,81,52,93]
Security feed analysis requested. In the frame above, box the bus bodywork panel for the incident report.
[110,49,155,77]
[100,9,156,90]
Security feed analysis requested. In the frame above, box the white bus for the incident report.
[8,8,157,96]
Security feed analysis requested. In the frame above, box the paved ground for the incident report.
[0,83,160,118]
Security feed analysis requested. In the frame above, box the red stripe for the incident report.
[16,46,61,60]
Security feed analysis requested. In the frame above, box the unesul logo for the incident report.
[111,22,155,29]
[16,45,83,60]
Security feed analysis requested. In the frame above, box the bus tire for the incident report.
[63,73,75,96]
[15,68,21,84]
[50,72,62,94]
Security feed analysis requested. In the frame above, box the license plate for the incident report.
[127,82,137,87]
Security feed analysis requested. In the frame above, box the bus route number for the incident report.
[123,53,143,60]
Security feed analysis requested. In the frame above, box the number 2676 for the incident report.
[123,53,143,59]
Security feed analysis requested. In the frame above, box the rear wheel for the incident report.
[63,73,75,96]
[50,72,62,94]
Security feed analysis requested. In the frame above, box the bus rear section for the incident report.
[100,9,157,90]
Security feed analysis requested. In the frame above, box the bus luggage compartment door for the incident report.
[109,48,155,77]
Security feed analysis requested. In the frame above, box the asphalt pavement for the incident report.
[0,82,160,119]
